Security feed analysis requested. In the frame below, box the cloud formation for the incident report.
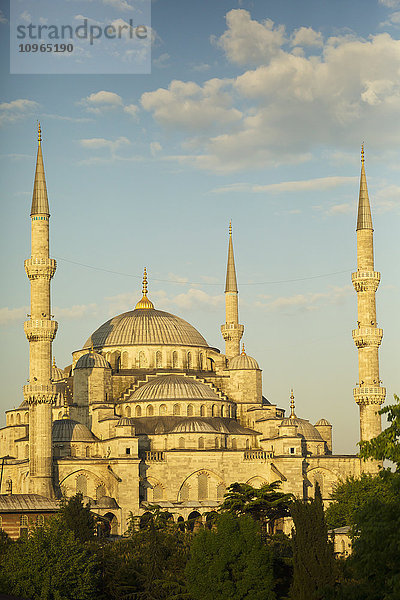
[0,99,39,126]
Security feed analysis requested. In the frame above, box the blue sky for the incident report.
[0,0,399,454]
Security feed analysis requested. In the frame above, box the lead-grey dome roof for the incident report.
[52,418,97,442]
[75,352,111,370]
[84,308,208,349]
[229,353,260,370]
[131,374,221,402]
[280,417,323,440]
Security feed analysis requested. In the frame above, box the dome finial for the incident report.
[53,356,56,367]
[241,343,246,355]
[135,267,155,310]
[62,397,70,420]
[290,389,296,418]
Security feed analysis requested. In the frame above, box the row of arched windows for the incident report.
[149,475,226,503]
[121,402,235,418]
[8,412,29,426]
[106,349,214,371]
[175,437,246,450]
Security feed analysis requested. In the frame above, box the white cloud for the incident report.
[170,288,224,311]
[150,141,162,156]
[123,103,139,118]
[104,0,132,11]
[0,99,39,126]
[79,136,130,153]
[153,53,170,68]
[255,286,352,313]
[291,27,323,48]
[212,176,357,194]
[215,9,286,66]
[141,78,241,132]
[0,10,8,24]
[80,90,123,113]
[55,304,98,319]
[379,0,400,7]
[0,307,28,325]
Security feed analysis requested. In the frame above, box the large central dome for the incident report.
[84,308,209,349]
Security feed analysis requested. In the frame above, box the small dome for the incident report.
[52,419,97,442]
[171,419,217,433]
[52,365,64,381]
[131,374,221,402]
[75,352,110,370]
[279,417,323,441]
[315,418,331,427]
[116,417,135,427]
[229,353,259,370]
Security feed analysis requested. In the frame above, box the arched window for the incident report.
[215,437,219,449]
[10,414,14,425]
[246,439,250,450]
[217,482,226,500]
[76,474,87,496]
[6,479,12,494]
[172,351,178,369]
[187,404,194,417]
[198,437,205,449]
[126,406,131,417]
[231,438,237,450]
[341,540,346,554]
[24,412,29,423]
[85,446,90,458]
[153,484,163,502]
[314,474,323,498]
[221,405,224,417]
[180,484,189,502]
[135,406,142,417]
[227,406,231,418]
[178,437,185,449]
[71,445,77,457]
[20,515,28,527]
[173,404,181,416]
[138,351,146,368]
[37,515,45,526]
[16,413,21,425]
[58,411,63,420]
[159,404,167,416]
[96,485,106,500]
[187,352,192,369]
[156,351,162,368]
[121,351,128,368]
[146,405,154,417]
[212,405,216,417]
[200,404,206,417]
[198,473,208,500]
[199,353,203,370]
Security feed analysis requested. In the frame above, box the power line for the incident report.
[54,256,351,286]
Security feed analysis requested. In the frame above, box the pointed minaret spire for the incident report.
[23,126,58,497]
[135,267,155,310]
[31,123,50,217]
[357,144,373,231]
[221,222,243,358]
[352,146,385,447]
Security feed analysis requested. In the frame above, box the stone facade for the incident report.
[0,135,385,535]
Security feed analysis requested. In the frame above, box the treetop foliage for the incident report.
[359,394,400,470]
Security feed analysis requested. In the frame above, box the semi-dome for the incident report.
[116,417,135,427]
[280,417,323,441]
[315,418,331,427]
[52,418,97,442]
[84,308,209,349]
[229,352,259,370]
[131,374,221,402]
[75,352,111,370]
[171,419,217,433]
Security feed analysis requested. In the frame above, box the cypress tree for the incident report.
[290,485,335,600]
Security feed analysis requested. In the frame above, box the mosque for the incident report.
[0,128,386,534]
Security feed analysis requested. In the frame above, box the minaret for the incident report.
[23,125,58,497]
[221,222,244,358]
[352,146,386,442]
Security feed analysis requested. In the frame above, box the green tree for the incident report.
[359,394,400,469]
[185,512,276,600]
[325,473,390,529]
[290,485,335,600]
[0,519,100,600]
[219,481,293,532]
[59,492,96,542]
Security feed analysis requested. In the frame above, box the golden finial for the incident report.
[53,357,56,367]
[241,343,246,355]
[229,220,232,236]
[62,398,70,419]
[290,389,296,419]
[135,267,154,310]
[361,143,364,166]
[38,122,42,145]
[90,343,94,353]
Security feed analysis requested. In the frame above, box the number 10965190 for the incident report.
[19,43,73,52]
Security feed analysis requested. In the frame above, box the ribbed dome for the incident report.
[52,419,97,442]
[229,353,259,370]
[84,309,208,349]
[280,417,323,441]
[52,365,64,381]
[171,419,217,433]
[75,352,111,370]
[131,374,221,402]
[315,418,331,427]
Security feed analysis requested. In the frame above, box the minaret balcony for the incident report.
[24,258,56,280]
[23,383,58,404]
[352,327,383,348]
[24,319,58,341]
[351,270,380,292]
[353,386,386,405]
[221,323,244,340]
